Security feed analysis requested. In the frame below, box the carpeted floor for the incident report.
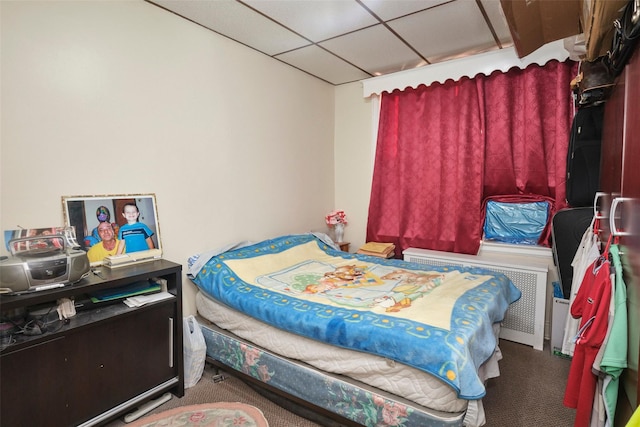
[105,364,322,427]
[105,339,576,427]
[483,340,576,426]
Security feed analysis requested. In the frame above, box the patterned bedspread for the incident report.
[190,234,520,399]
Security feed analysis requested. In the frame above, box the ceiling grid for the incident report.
[149,0,536,85]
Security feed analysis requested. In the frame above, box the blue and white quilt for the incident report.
[190,234,521,399]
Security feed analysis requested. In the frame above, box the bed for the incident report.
[188,233,521,427]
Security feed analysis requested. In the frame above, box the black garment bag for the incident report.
[566,104,604,207]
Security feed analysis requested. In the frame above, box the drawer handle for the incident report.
[593,191,608,219]
[169,317,174,368]
[610,197,633,236]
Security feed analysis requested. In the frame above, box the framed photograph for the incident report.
[62,194,162,266]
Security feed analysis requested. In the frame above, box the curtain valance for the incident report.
[361,40,570,97]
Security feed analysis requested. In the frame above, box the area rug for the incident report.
[127,402,269,427]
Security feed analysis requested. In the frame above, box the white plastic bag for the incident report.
[183,315,206,388]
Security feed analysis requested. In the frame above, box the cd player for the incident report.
[0,235,90,294]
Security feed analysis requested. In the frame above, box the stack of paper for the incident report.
[357,242,396,258]
[124,291,174,307]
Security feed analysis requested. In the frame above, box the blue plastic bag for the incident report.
[483,201,549,245]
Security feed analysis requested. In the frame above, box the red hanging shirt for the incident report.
[563,254,612,427]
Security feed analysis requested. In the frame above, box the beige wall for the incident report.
[1,1,345,315]
[333,84,375,252]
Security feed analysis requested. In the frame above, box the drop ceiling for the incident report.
[148,0,516,85]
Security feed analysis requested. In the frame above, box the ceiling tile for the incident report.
[480,0,514,46]
[275,45,371,85]
[319,24,425,76]
[244,0,379,42]
[389,1,499,62]
[153,0,309,55]
[360,0,450,21]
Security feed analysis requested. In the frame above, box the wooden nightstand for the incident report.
[338,242,350,252]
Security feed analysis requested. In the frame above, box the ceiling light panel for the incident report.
[361,0,451,21]
[319,24,424,75]
[153,0,309,55]
[275,45,371,85]
[244,0,379,42]
[388,0,498,61]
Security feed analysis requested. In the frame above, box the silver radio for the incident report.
[0,235,90,294]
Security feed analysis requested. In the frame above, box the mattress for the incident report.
[189,233,519,426]
[197,291,502,419]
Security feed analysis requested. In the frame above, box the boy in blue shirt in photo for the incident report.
[116,203,155,254]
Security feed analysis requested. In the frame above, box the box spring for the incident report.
[198,318,466,427]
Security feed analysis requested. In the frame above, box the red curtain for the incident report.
[367,60,576,256]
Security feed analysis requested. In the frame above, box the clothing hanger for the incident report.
[591,191,608,235]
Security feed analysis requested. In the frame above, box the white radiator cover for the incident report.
[403,246,548,350]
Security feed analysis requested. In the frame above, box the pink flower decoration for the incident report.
[257,364,272,382]
[233,415,248,425]
[373,395,385,407]
[188,411,206,422]
[243,347,261,366]
[325,210,348,226]
[381,402,408,425]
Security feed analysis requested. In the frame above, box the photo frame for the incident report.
[62,194,162,266]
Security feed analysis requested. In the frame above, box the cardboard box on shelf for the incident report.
[501,0,582,58]
[581,0,627,60]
